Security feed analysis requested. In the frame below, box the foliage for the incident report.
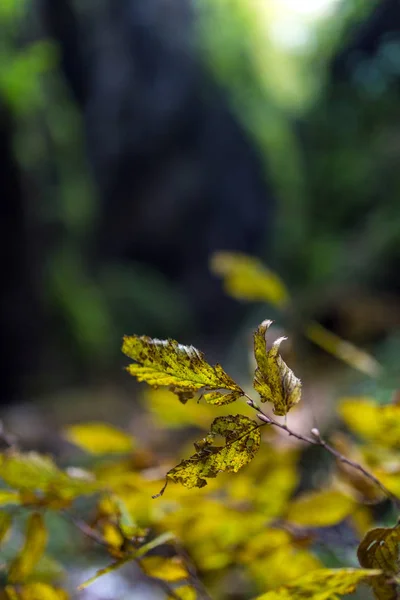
[1,254,400,599]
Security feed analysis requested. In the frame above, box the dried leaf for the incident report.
[8,513,48,583]
[64,422,134,455]
[286,490,355,528]
[254,568,382,599]
[210,252,289,307]
[358,524,400,600]
[122,335,243,403]
[253,320,301,416]
[159,415,261,493]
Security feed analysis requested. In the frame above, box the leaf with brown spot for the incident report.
[156,415,261,494]
[253,320,301,416]
[358,523,400,600]
[122,336,243,404]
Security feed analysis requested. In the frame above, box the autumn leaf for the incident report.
[254,568,382,599]
[5,583,69,600]
[158,415,261,494]
[140,556,188,582]
[169,586,197,600]
[122,335,243,404]
[0,511,12,544]
[358,523,400,600]
[253,320,301,416]
[286,489,356,528]
[210,251,289,307]
[64,422,134,455]
[0,451,100,502]
[8,513,48,583]
[339,397,400,449]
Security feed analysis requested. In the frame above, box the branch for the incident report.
[246,398,400,510]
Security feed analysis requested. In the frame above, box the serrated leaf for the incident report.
[64,422,134,455]
[159,415,261,493]
[339,398,400,449]
[253,320,301,416]
[254,568,382,600]
[358,524,400,600]
[122,335,243,403]
[141,556,188,582]
[5,583,69,600]
[210,252,289,307]
[0,451,100,501]
[0,511,12,544]
[286,490,355,528]
[8,513,48,583]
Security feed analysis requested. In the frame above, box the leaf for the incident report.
[78,532,175,589]
[159,415,261,493]
[5,583,69,600]
[358,524,400,600]
[122,335,243,403]
[64,422,134,455]
[140,556,188,582]
[0,511,12,544]
[0,451,100,501]
[254,568,382,600]
[286,490,356,528]
[339,398,400,449]
[8,513,48,583]
[169,586,197,600]
[253,320,301,416]
[0,490,20,506]
[210,252,289,307]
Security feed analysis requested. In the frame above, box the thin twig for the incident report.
[245,398,400,510]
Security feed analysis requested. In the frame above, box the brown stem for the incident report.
[246,399,400,510]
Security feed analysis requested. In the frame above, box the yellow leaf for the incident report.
[210,252,289,307]
[254,568,382,599]
[5,583,69,600]
[253,320,301,416]
[64,422,134,455]
[169,586,197,600]
[141,556,188,582]
[358,523,400,600]
[159,415,261,494]
[0,490,20,506]
[8,513,48,583]
[339,398,400,449]
[122,335,243,403]
[0,511,12,544]
[0,451,100,501]
[286,490,355,528]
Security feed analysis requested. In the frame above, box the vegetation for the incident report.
[1,254,399,599]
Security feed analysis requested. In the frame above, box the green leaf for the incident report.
[253,320,301,416]
[64,422,134,455]
[210,252,290,307]
[158,415,261,494]
[254,568,382,599]
[122,335,243,404]
[286,490,356,528]
[8,513,48,583]
[358,523,400,600]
